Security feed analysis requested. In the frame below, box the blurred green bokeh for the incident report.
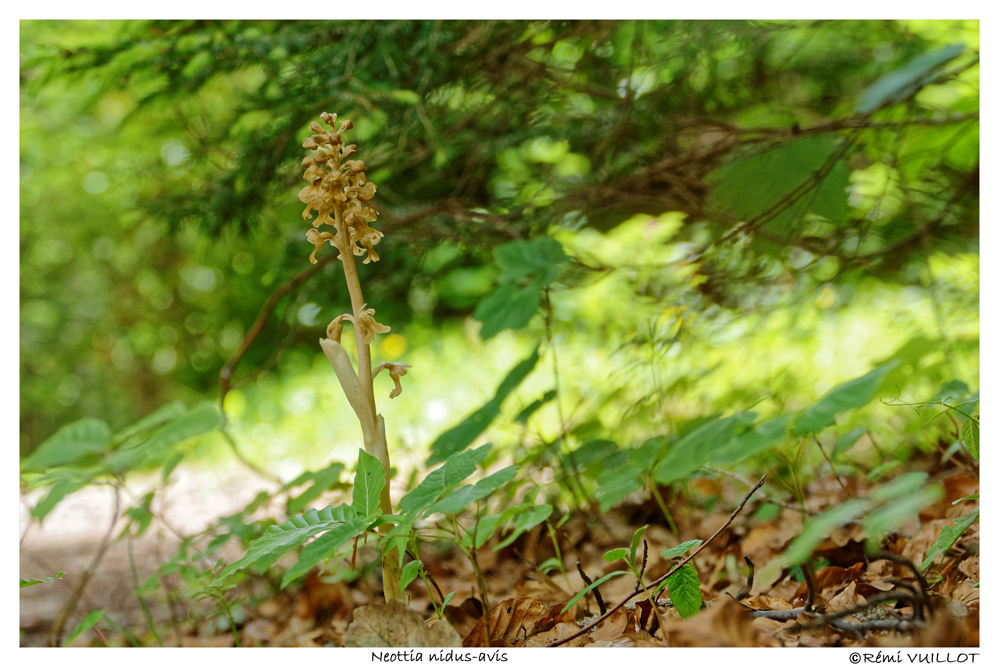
[20,20,978,475]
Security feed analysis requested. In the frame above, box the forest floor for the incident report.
[19,453,979,648]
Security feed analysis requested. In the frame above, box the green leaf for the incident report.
[388,89,421,105]
[474,237,567,340]
[353,450,386,517]
[115,401,188,441]
[833,428,868,460]
[793,361,900,435]
[961,419,979,460]
[864,485,942,551]
[629,524,649,564]
[856,43,965,113]
[427,348,539,465]
[474,282,540,340]
[595,467,643,512]
[32,480,88,521]
[425,465,518,515]
[65,608,105,646]
[495,503,553,549]
[708,136,851,237]
[400,559,423,591]
[783,499,867,566]
[22,418,112,471]
[666,563,703,619]
[402,445,493,513]
[286,461,346,515]
[106,402,223,472]
[280,514,370,588]
[514,389,557,424]
[870,472,929,503]
[604,548,629,563]
[212,504,358,586]
[660,539,703,559]
[653,413,756,485]
[708,414,793,466]
[561,570,629,613]
[494,236,567,285]
[920,508,979,571]
[20,571,64,588]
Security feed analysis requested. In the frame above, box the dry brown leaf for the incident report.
[345,601,462,647]
[661,599,777,647]
[526,622,588,647]
[741,595,793,611]
[588,606,634,641]
[462,597,549,647]
[814,562,864,592]
[590,631,665,647]
[828,581,867,613]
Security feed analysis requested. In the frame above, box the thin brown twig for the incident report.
[218,253,336,406]
[51,485,121,646]
[547,474,766,647]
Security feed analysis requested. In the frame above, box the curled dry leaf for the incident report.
[345,601,462,647]
[462,597,549,647]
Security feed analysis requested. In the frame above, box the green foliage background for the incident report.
[21,20,978,463]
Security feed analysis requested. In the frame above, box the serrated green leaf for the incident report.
[425,465,518,516]
[22,418,112,471]
[793,361,900,435]
[666,563,703,618]
[212,504,358,586]
[561,570,629,613]
[961,419,979,460]
[660,539,703,559]
[64,608,105,646]
[353,450,386,517]
[400,559,423,590]
[474,282,540,340]
[401,445,492,513]
[604,547,629,562]
[856,43,965,114]
[494,236,567,284]
[280,514,370,588]
[921,508,979,571]
[427,348,539,465]
[20,571,64,588]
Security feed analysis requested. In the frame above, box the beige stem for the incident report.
[331,208,403,602]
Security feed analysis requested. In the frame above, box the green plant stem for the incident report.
[647,478,678,533]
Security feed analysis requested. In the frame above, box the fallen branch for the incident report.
[547,474,766,647]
